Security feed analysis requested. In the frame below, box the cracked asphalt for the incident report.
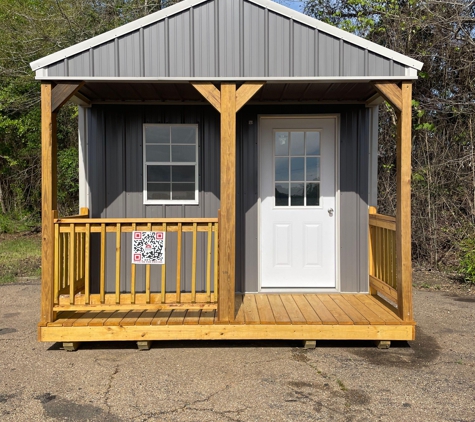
[1,281,474,421]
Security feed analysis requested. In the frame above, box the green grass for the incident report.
[0,234,41,284]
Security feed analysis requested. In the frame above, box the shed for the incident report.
[31,0,422,349]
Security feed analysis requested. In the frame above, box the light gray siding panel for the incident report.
[293,22,315,77]
[368,52,390,76]
[218,0,240,77]
[193,1,216,77]
[118,32,141,77]
[46,60,66,77]
[169,10,192,77]
[68,53,91,77]
[343,42,365,76]
[93,41,116,76]
[243,2,265,77]
[394,62,406,76]
[268,12,290,77]
[143,21,167,77]
[318,33,340,76]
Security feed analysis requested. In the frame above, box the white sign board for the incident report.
[132,231,166,264]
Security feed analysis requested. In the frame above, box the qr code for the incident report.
[132,231,166,264]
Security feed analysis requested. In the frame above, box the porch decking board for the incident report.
[41,294,416,342]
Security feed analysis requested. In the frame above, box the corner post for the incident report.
[396,82,413,321]
[218,83,237,322]
[40,83,57,325]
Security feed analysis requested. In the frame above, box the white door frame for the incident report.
[257,115,341,293]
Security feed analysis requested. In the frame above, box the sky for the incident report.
[275,0,305,12]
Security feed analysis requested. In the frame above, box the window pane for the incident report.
[290,132,305,155]
[275,132,289,156]
[306,183,320,206]
[147,183,170,200]
[145,126,170,144]
[172,165,195,183]
[291,183,304,206]
[306,132,320,155]
[172,183,195,200]
[172,145,195,162]
[146,145,170,162]
[291,157,304,181]
[147,165,171,182]
[171,126,196,144]
[275,157,289,181]
[306,157,320,181]
[275,183,289,206]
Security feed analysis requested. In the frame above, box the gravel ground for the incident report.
[0,279,474,422]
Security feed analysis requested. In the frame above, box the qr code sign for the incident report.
[132,231,166,264]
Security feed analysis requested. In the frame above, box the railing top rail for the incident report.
[369,213,396,230]
[54,217,219,224]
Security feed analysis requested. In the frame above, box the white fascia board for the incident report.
[29,0,208,71]
[35,76,419,83]
[248,0,424,71]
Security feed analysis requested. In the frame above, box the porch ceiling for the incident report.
[74,81,379,105]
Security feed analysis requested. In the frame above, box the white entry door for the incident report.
[259,117,337,289]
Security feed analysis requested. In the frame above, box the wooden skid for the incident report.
[40,294,415,343]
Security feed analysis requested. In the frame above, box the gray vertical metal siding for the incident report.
[44,0,411,78]
[88,103,370,293]
[88,104,220,293]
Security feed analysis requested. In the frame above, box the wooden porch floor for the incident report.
[40,294,415,342]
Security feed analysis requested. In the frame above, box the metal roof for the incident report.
[30,0,423,80]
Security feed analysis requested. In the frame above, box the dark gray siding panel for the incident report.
[44,0,412,78]
[88,104,220,293]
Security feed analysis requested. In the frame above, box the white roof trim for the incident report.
[35,76,418,83]
[30,0,423,72]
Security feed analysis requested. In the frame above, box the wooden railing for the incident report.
[53,210,219,310]
[368,207,398,304]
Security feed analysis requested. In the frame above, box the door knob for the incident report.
[328,208,334,216]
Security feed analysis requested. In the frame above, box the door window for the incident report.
[274,131,321,207]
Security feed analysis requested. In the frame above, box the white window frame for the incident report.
[143,123,199,205]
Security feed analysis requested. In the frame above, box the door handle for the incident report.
[328,208,334,217]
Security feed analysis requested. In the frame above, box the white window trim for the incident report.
[143,123,199,205]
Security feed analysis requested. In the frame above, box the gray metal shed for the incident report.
[32,0,421,346]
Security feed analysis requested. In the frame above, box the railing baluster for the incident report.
[146,222,152,304]
[191,223,197,303]
[100,223,106,304]
[161,222,167,304]
[69,224,76,305]
[54,222,59,305]
[131,223,136,305]
[85,223,90,304]
[64,232,69,292]
[206,222,212,302]
[214,219,219,303]
[176,222,182,303]
[115,223,121,304]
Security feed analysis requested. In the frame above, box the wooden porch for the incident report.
[40,293,415,343]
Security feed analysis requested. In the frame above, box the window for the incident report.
[143,124,198,204]
[274,130,321,207]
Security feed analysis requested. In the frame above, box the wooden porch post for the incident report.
[192,82,264,322]
[219,83,237,322]
[40,82,85,326]
[372,81,413,321]
[40,83,57,325]
[396,82,413,321]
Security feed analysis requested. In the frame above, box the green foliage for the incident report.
[459,238,475,284]
[0,234,41,284]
